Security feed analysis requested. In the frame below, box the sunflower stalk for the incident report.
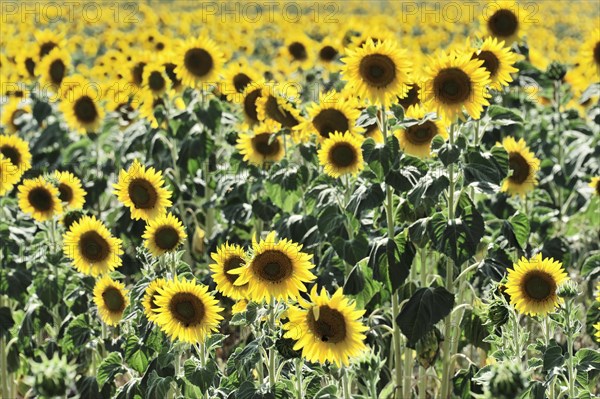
[380,105,404,398]
[0,295,8,399]
[295,358,303,399]
[418,248,428,399]
[440,123,457,399]
[267,299,278,389]
[341,367,352,399]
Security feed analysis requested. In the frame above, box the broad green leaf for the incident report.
[463,145,509,193]
[184,358,217,391]
[97,352,125,389]
[542,340,565,372]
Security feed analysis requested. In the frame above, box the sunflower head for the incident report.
[17,177,63,222]
[63,215,123,276]
[142,212,187,257]
[58,80,105,134]
[394,108,448,158]
[209,242,249,301]
[236,121,285,167]
[470,37,520,90]
[482,1,523,43]
[53,171,86,209]
[298,91,360,142]
[93,276,129,326]
[505,254,568,316]
[341,39,412,105]
[114,159,173,221]
[282,286,368,366]
[317,131,365,178]
[142,278,167,322]
[500,137,540,197]
[0,154,22,196]
[175,37,224,89]
[154,277,224,344]
[229,231,316,302]
[0,134,32,175]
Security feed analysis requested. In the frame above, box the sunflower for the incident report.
[279,34,314,70]
[480,0,524,43]
[63,215,123,276]
[0,134,32,174]
[420,52,491,121]
[154,277,224,344]
[34,30,65,59]
[318,131,364,178]
[60,209,85,231]
[316,38,342,71]
[470,37,519,90]
[0,98,31,134]
[0,155,21,196]
[209,242,249,301]
[143,62,169,97]
[590,176,600,196]
[58,79,105,134]
[505,254,568,316]
[53,171,86,209]
[161,55,183,93]
[142,213,187,257]
[175,37,224,89]
[127,52,153,88]
[14,45,38,82]
[93,276,129,326]
[17,177,63,222]
[500,137,540,197]
[297,91,361,141]
[142,278,167,323]
[113,159,173,221]
[236,121,285,166]
[577,28,600,79]
[341,39,412,106]
[255,86,302,128]
[229,231,316,302]
[394,108,448,158]
[37,47,70,91]
[239,81,266,127]
[282,286,368,366]
[221,60,261,101]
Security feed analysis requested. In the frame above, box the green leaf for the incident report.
[61,314,92,353]
[407,172,449,208]
[388,231,416,292]
[97,352,125,389]
[408,218,430,248]
[362,136,400,180]
[32,100,52,124]
[427,194,485,266]
[463,145,509,193]
[575,348,600,372]
[0,307,14,339]
[581,253,600,278]
[345,258,382,309]
[313,384,338,399]
[437,142,461,166]
[542,340,565,372]
[124,335,149,374]
[487,105,523,125]
[184,358,217,391]
[505,212,530,249]
[396,286,455,348]
[332,233,369,266]
[146,370,173,399]
[347,183,385,214]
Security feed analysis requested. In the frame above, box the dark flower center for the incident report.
[170,293,205,327]
[10,110,27,131]
[58,183,73,203]
[313,109,349,139]
[154,226,180,251]
[39,42,57,58]
[184,48,214,78]
[128,178,158,209]
[148,71,166,92]
[74,96,99,123]
[473,51,500,77]
[488,9,519,38]
[233,73,252,93]
[103,287,126,312]
[28,187,53,212]
[265,96,299,127]
[433,68,472,104]
[508,152,531,184]
[252,250,293,283]
[132,62,146,86]
[164,63,182,89]
[319,45,338,62]
[329,143,356,168]
[522,271,555,301]
[49,59,66,85]
[307,305,347,343]
[243,88,262,123]
[397,83,421,109]
[1,145,21,166]
[405,121,437,145]
[594,42,600,66]
[224,256,245,286]
[25,58,36,77]
[288,42,308,61]
[79,230,110,262]
[251,133,281,157]
[359,54,396,88]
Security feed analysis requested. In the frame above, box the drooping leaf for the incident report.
[97,352,125,389]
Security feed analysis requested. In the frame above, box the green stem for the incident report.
[381,105,403,399]
[0,296,8,399]
[440,124,457,399]
[342,368,351,399]
[295,359,303,399]
[204,160,214,242]
[565,301,576,398]
[268,299,277,389]
[418,248,428,399]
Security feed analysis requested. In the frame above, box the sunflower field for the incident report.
[1,1,600,398]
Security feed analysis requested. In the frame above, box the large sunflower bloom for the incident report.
[17,177,63,222]
[174,37,224,89]
[236,121,285,167]
[142,212,187,257]
[154,277,224,344]
[500,137,540,197]
[0,134,32,175]
[113,159,172,221]
[394,107,448,158]
[470,37,519,90]
[420,52,491,121]
[53,171,86,209]
[230,231,316,302]
[63,215,123,276]
[341,39,412,106]
[142,278,167,323]
[93,276,129,326]
[209,242,249,301]
[317,131,364,178]
[282,286,368,366]
[296,91,361,142]
[505,254,568,316]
